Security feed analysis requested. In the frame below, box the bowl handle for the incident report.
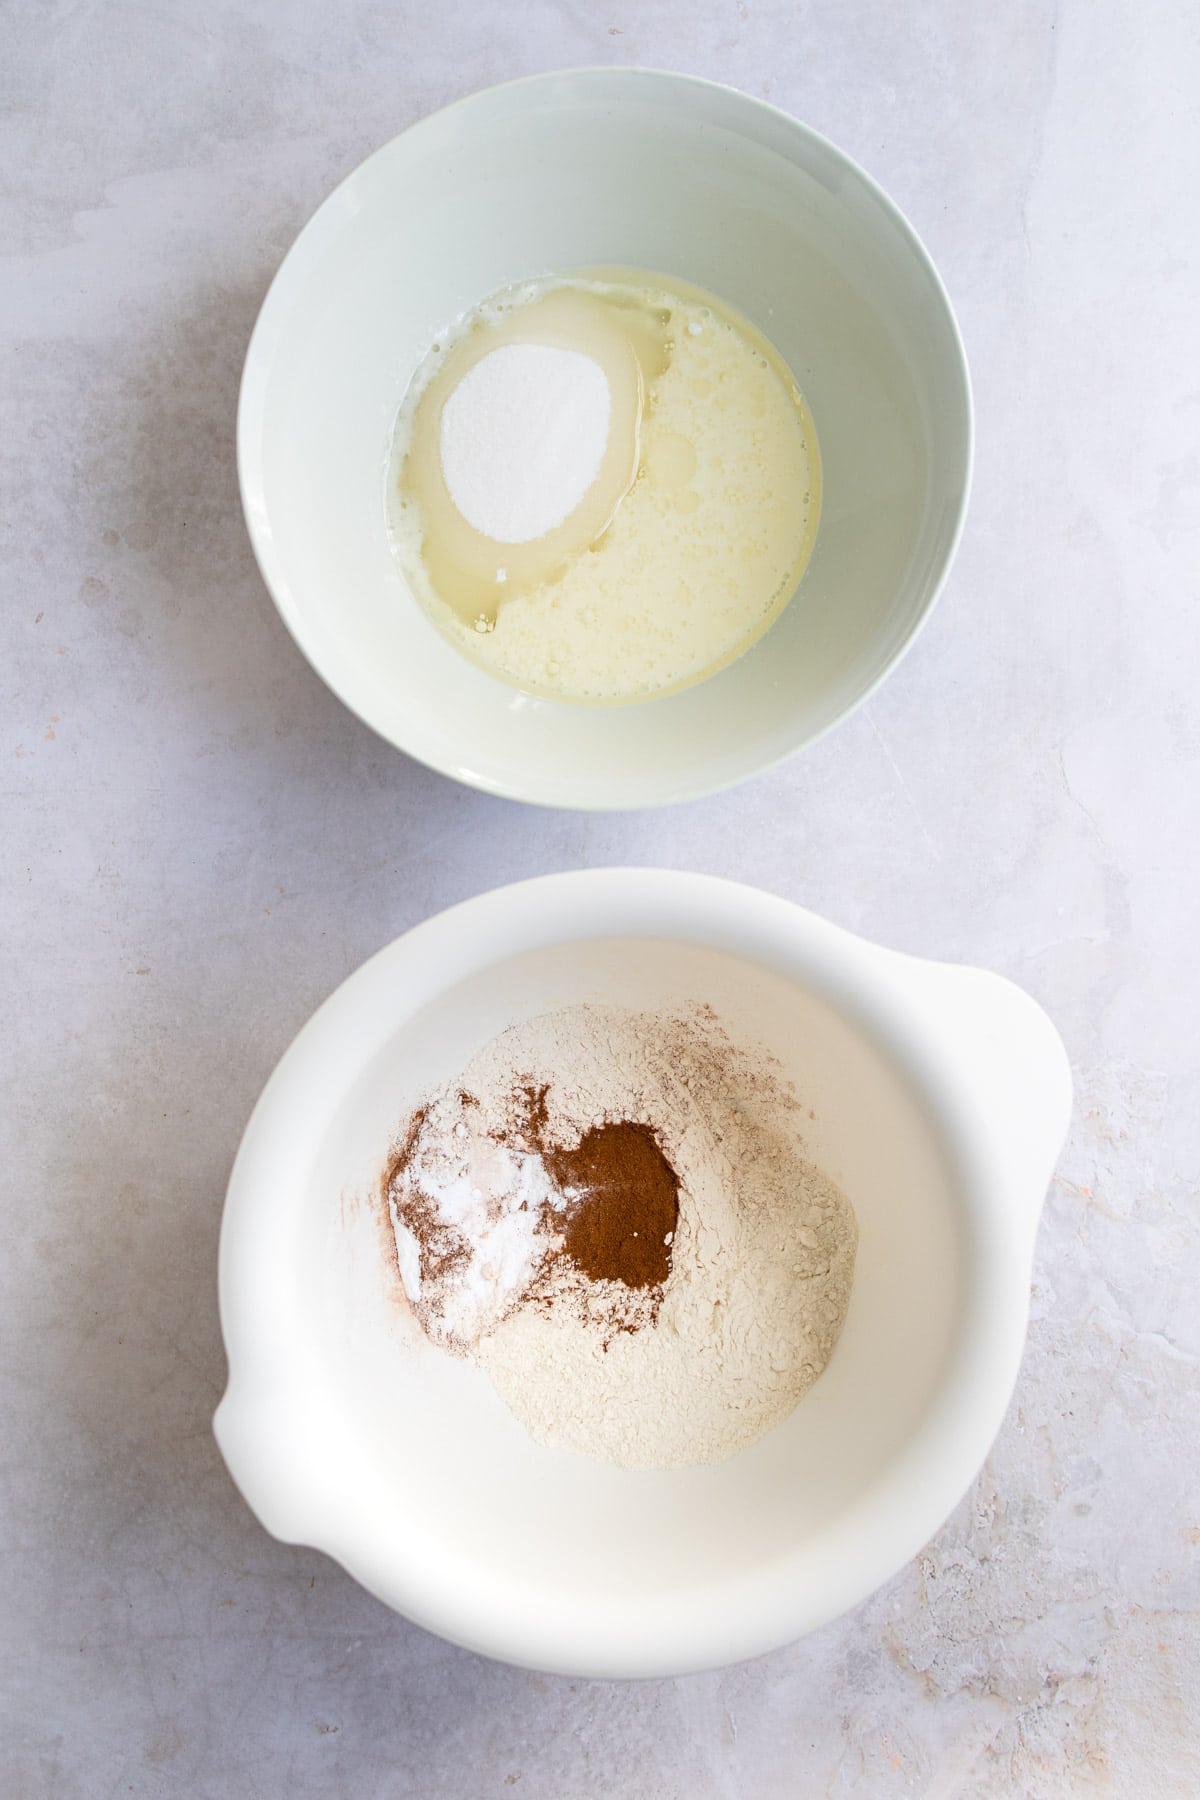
[892,957,1073,1234]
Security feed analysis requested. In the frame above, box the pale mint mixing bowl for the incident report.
[238,70,972,807]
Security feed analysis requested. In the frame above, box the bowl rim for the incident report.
[214,869,1065,1677]
[236,66,975,811]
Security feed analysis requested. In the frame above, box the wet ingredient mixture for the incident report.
[387,272,821,703]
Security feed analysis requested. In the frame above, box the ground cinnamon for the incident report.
[384,1106,471,1284]
[385,1079,683,1350]
[514,1085,679,1288]
[545,1120,679,1288]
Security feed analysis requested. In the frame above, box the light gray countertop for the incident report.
[4,2,1198,1795]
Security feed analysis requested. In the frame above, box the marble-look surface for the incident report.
[4,2,1198,1794]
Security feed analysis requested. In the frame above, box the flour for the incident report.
[383,1003,857,1471]
[438,343,611,543]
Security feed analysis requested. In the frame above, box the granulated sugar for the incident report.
[438,343,612,543]
[383,1002,857,1470]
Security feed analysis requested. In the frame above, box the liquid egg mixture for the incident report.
[387,272,820,704]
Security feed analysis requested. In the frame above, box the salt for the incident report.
[438,343,611,544]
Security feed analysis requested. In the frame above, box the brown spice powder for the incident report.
[384,1106,472,1288]
[387,1078,681,1313]
[543,1120,679,1289]
[512,1081,680,1289]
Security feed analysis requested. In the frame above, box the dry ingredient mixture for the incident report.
[382,1003,857,1469]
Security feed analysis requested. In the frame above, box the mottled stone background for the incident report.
[3,1,1197,1795]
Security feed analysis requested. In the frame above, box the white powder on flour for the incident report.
[388,1108,557,1348]
[438,343,611,543]
[384,1003,857,1471]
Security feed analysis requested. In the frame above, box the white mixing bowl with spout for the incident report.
[237,69,972,808]
[214,870,1070,1677]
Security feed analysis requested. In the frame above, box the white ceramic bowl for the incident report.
[214,870,1070,1676]
[238,70,972,809]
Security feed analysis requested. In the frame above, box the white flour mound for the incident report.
[445,1003,858,1471]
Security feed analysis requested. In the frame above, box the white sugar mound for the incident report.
[438,344,611,543]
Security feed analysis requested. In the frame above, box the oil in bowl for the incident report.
[387,271,821,704]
